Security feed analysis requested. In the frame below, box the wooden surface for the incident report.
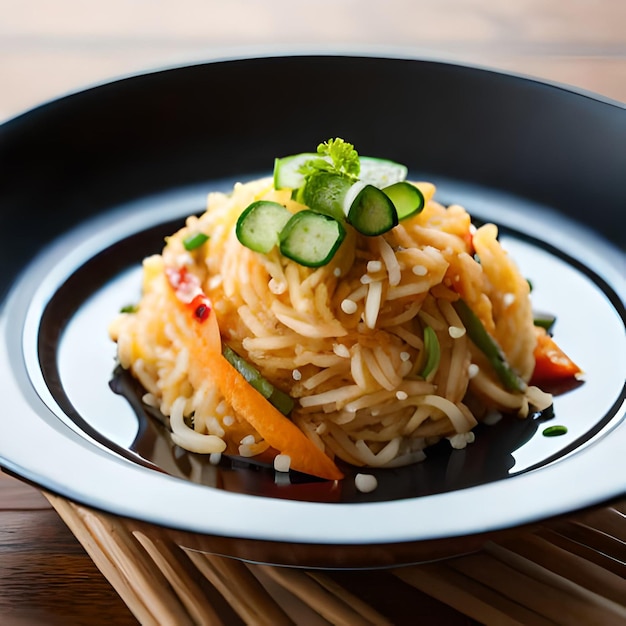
[0,0,624,123]
[0,470,137,625]
[3,470,624,626]
[0,2,624,624]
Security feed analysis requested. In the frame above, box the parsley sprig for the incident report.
[298,138,361,181]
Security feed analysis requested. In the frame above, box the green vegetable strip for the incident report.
[183,232,209,251]
[542,425,567,437]
[452,299,526,392]
[533,312,557,333]
[222,345,294,416]
[420,326,441,379]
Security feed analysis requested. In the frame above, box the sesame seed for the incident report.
[208,274,223,290]
[268,278,287,294]
[448,432,476,449]
[503,293,516,307]
[448,326,466,339]
[141,393,159,408]
[412,264,428,276]
[238,444,255,457]
[175,253,193,267]
[341,299,358,314]
[483,409,503,425]
[355,473,378,493]
[468,363,480,379]
[360,274,373,284]
[333,343,351,358]
[396,390,408,401]
[292,369,302,381]
[400,351,411,362]
[222,415,235,426]
[274,454,291,473]
[333,267,341,277]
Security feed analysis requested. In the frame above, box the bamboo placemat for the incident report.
[43,492,625,625]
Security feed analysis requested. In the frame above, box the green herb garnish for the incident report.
[299,138,361,181]
[120,304,138,314]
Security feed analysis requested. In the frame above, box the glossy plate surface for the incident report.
[1,56,624,567]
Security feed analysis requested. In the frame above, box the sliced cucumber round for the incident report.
[273,153,408,190]
[279,210,346,267]
[236,200,292,254]
[358,157,408,188]
[301,172,352,221]
[273,153,320,190]
[383,181,425,220]
[346,184,398,236]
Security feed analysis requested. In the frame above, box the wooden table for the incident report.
[1,2,624,624]
[0,470,137,625]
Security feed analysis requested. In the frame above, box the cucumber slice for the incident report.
[273,153,319,190]
[383,182,425,220]
[236,200,292,253]
[301,172,352,221]
[273,153,408,190]
[359,157,408,188]
[279,210,346,267]
[346,184,398,236]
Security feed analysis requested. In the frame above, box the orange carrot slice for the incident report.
[165,267,343,481]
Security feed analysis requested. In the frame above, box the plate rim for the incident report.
[1,54,625,561]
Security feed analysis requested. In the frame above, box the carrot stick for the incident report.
[165,268,343,481]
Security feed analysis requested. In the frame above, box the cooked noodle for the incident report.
[109,176,550,470]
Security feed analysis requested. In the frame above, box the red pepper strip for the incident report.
[164,266,344,481]
[531,326,582,384]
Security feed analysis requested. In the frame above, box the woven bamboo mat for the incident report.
[43,492,625,625]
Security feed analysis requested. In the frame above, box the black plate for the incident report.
[0,55,624,567]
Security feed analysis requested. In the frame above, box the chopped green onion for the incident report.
[533,312,557,334]
[120,304,138,313]
[222,345,294,416]
[452,299,526,392]
[183,232,209,251]
[542,425,567,437]
[420,326,441,379]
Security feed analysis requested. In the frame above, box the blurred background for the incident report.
[1,0,624,122]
